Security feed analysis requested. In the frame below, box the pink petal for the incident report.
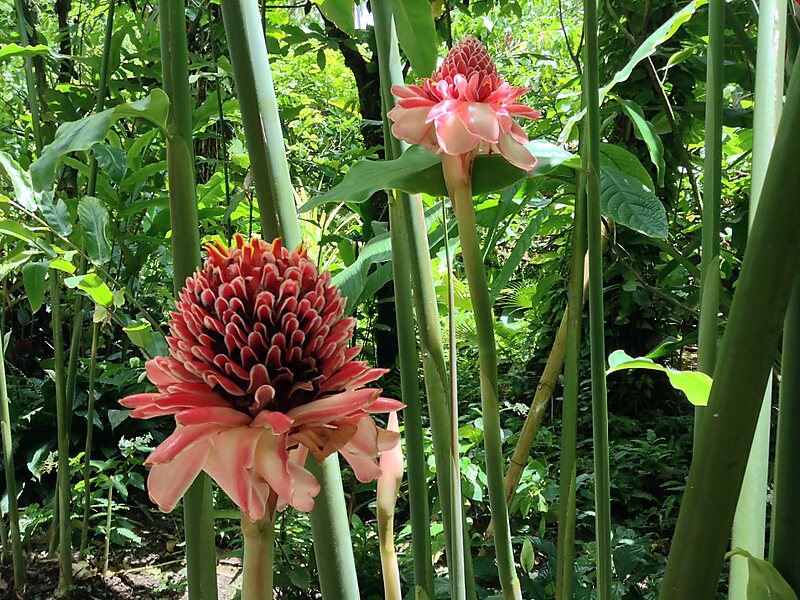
[204,427,269,521]
[507,103,541,120]
[146,424,225,465]
[376,412,403,505]
[496,133,538,171]
[320,363,386,392]
[146,357,198,388]
[175,407,252,427]
[457,102,501,143]
[121,391,230,418]
[147,442,211,513]
[253,429,320,511]
[253,409,294,434]
[388,107,437,150]
[426,99,462,124]
[276,447,319,513]
[367,397,406,414]
[434,112,481,156]
[287,389,381,426]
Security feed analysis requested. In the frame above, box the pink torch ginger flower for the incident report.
[388,35,541,171]
[120,235,403,521]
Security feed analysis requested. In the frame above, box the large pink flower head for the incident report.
[121,235,403,521]
[388,36,541,171]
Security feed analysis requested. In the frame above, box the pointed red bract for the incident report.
[121,235,402,519]
[388,36,541,170]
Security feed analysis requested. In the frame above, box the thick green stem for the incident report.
[582,0,612,594]
[220,0,300,247]
[771,276,800,592]
[659,50,800,599]
[556,174,587,600]
[159,1,218,598]
[14,0,43,154]
[0,320,26,589]
[80,323,100,554]
[445,156,520,600]
[241,515,275,600]
[388,194,435,596]
[729,0,784,593]
[50,269,73,593]
[305,456,359,599]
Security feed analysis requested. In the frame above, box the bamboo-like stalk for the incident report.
[102,477,113,575]
[13,0,43,154]
[305,457,360,599]
[371,1,461,595]
[556,174,587,600]
[80,322,100,554]
[729,0,784,594]
[241,515,275,600]
[49,269,73,593]
[0,312,26,589]
[659,52,800,598]
[219,0,300,247]
[376,412,403,600]
[582,0,612,593]
[158,1,218,598]
[444,154,521,600]
[771,276,800,593]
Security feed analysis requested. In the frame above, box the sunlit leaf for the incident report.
[22,261,49,312]
[64,273,113,307]
[600,167,668,239]
[391,0,439,76]
[607,350,711,406]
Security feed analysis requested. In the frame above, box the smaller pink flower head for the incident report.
[388,36,541,171]
[120,235,403,521]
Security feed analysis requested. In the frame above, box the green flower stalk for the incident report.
[388,37,542,599]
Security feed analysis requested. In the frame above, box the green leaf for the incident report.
[520,537,535,574]
[727,549,799,600]
[78,196,112,265]
[38,192,73,236]
[600,167,668,239]
[390,0,439,76]
[123,321,154,350]
[0,43,50,60]
[600,144,654,190]
[316,0,355,37]
[91,143,127,184]
[49,258,75,274]
[489,208,547,301]
[64,273,113,307]
[606,350,711,406]
[559,0,708,143]
[613,98,665,187]
[332,232,392,315]
[22,261,49,312]
[0,220,54,256]
[30,89,169,191]
[0,151,35,211]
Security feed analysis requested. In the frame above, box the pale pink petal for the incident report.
[507,103,541,120]
[175,406,252,427]
[496,133,537,171]
[434,112,481,155]
[341,451,382,483]
[320,363,387,392]
[388,107,436,149]
[426,99,462,123]
[204,427,268,521]
[147,442,211,513]
[366,397,406,414]
[146,356,198,388]
[457,102,501,143]
[253,429,294,505]
[253,409,294,434]
[391,85,421,99]
[287,389,381,426]
[376,412,403,503]
[146,424,225,465]
[508,120,530,144]
[276,447,319,513]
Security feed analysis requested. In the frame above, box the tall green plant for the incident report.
[660,52,800,599]
[729,0,785,594]
[158,1,218,597]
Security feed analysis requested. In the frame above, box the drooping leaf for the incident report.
[613,98,666,187]
[600,144,654,190]
[0,151,35,211]
[91,143,127,184]
[316,0,355,37]
[49,258,76,274]
[333,232,392,315]
[64,273,113,307]
[600,167,668,239]
[0,44,50,60]
[726,549,799,600]
[31,89,169,191]
[22,261,49,312]
[78,196,112,264]
[0,220,54,256]
[390,0,439,76]
[520,538,535,574]
[607,350,711,406]
[123,321,154,350]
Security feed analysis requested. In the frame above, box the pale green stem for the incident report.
[582,0,612,593]
[102,477,112,575]
[305,456,359,599]
[444,154,521,600]
[80,322,100,554]
[0,318,26,589]
[241,515,275,600]
[729,0,784,593]
[556,174,587,600]
[158,1,218,597]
